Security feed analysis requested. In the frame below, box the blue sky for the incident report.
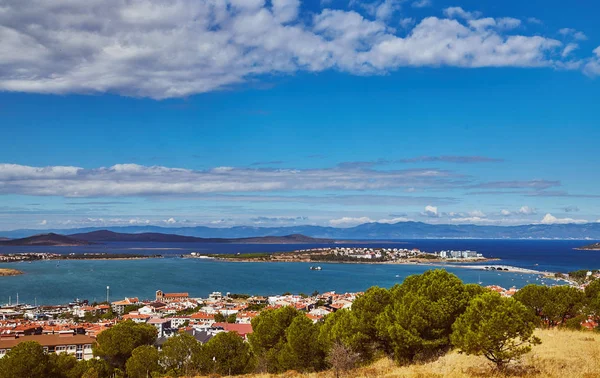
[0,0,599,230]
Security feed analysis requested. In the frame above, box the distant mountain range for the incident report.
[1,221,600,240]
[0,233,92,246]
[0,231,334,246]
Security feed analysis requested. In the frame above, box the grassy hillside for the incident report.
[193,329,600,378]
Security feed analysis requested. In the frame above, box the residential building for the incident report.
[0,334,95,361]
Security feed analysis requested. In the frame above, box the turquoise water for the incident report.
[0,258,558,305]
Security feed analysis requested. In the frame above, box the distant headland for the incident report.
[0,233,92,247]
[576,242,600,251]
[0,230,335,246]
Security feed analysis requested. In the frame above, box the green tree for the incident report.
[248,306,302,372]
[319,309,368,364]
[226,313,237,323]
[123,304,143,314]
[451,292,541,370]
[214,313,226,323]
[543,286,585,326]
[125,345,161,378]
[93,320,157,370]
[79,359,113,378]
[585,279,600,322]
[0,341,49,378]
[513,284,550,319]
[278,315,325,372]
[376,270,478,363]
[160,333,201,376]
[47,353,89,378]
[320,287,393,364]
[199,332,255,375]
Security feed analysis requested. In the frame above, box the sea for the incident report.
[0,239,598,305]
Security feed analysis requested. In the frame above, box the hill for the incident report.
[3,221,600,240]
[191,329,599,378]
[577,242,600,250]
[68,230,334,244]
[0,233,91,246]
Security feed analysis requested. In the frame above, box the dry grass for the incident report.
[192,329,600,378]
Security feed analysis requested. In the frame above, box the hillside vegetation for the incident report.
[193,328,600,378]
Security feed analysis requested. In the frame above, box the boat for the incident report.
[310,266,322,271]
[477,273,482,285]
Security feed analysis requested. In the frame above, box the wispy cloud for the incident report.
[0,163,466,198]
[558,28,588,41]
[399,156,503,164]
[0,1,589,99]
[250,161,285,166]
[411,0,431,8]
[470,180,560,190]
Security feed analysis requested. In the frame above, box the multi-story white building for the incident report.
[0,334,95,361]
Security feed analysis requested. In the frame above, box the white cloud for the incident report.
[540,213,588,225]
[165,217,177,224]
[468,210,486,217]
[271,0,300,23]
[562,43,579,57]
[329,216,374,226]
[450,216,486,223]
[527,17,542,25]
[329,215,408,226]
[559,28,588,41]
[519,206,537,215]
[584,46,600,77]
[443,7,480,20]
[374,0,402,20]
[0,163,464,197]
[378,217,410,224]
[501,209,511,216]
[423,205,439,217]
[39,220,47,226]
[411,0,431,8]
[399,17,415,29]
[0,1,579,99]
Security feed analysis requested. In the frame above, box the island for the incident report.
[0,268,23,276]
[0,233,92,247]
[0,230,336,245]
[186,246,494,264]
[576,242,600,251]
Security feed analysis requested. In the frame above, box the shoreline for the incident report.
[0,268,24,276]
[188,255,500,265]
[186,255,558,276]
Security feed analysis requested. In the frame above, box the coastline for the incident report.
[187,255,500,265]
[0,268,24,276]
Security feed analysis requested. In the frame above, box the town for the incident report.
[3,267,599,363]
[0,252,159,263]
[191,247,489,263]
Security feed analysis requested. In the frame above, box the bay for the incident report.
[0,239,597,305]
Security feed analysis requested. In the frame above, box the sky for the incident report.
[0,0,599,230]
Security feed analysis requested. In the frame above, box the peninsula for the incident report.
[576,242,600,251]
[188,246,493,264]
